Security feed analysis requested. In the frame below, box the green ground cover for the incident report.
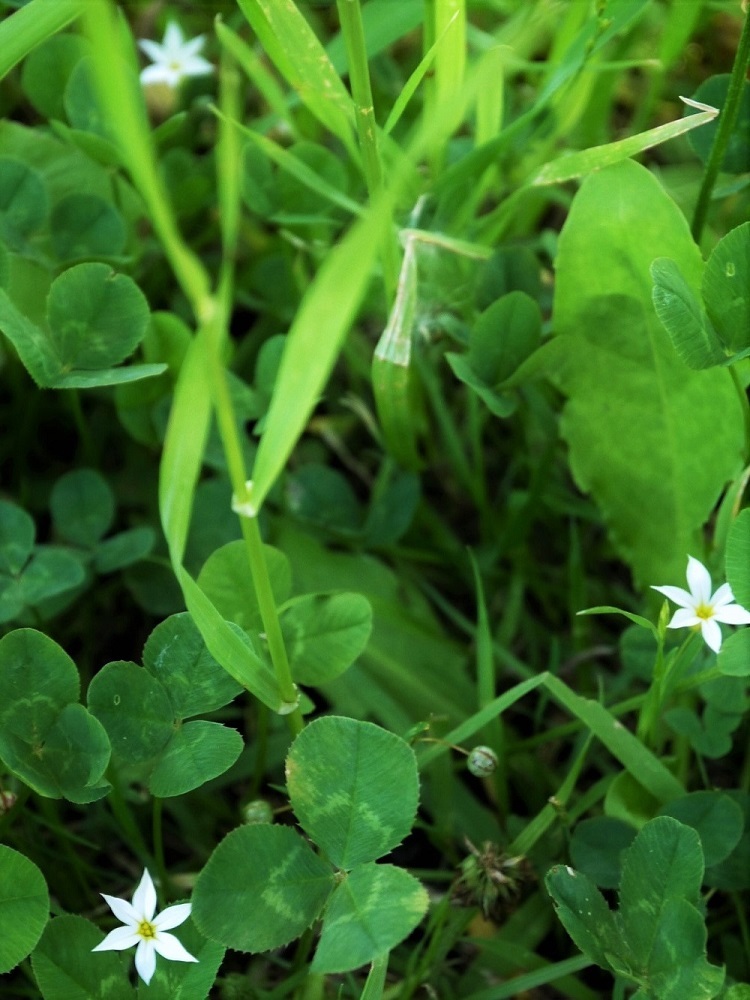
[0,0,749,996]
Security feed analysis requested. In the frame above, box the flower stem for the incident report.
[691,7,750,243]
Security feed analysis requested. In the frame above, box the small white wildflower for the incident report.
[138,22,213,89]
[652,555,750,654]
[92,868,198,985]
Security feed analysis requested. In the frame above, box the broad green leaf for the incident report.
[0,157,47,247]
[664,705,736,760]
[34,914,131,999]
[658,791,744,868]
[444,351,517,417]
[0,846,48,974]
[192,824,335,952]
[0,287,59,385]
[569,817,637,889]
[702,222,750,354]
[281,592,373,685]
[50,469,115,547]
[286,716,419,869]
[0,274,157,390]
[39,703,111,804]
[604,770,661,829]
[545,865,621,972]
[46,262,149,370]
[142,613,242,718]
[94,526,155,573]
[278,522,475,733]
[0,628,79,738]
[725,989,750,1000]
[0,240,8,288]
[0,499,34,574]
[467,291,542,386]
[642,897,725,1000]
[51,193,127,262]
[285,465,363,535]
[362,470,420,547]
[87,660,174,764]
[18,546,86,606]
[20,33,90,120]
[725,508,750,609]
[552,160,744,586]
[197,540,291,633]
[704,792,750,891]
[717,628,750,677]
[686,75,750,174]
[618,816,704,967]
[650,258,725,369]
[313,863,428,974]
[147,721,242,798]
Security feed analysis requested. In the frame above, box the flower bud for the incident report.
[467,745,498,777]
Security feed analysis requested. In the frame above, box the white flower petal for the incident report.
[711,582,736,609]
[713,604,750,626]
[686,556,712,604]
[181,55,214,77]
[163,22,186,52]
[153,931,199,964]
[667,608,700,629]
[153,902,192,931]
[100,893,139,927]
[181,35,207,57]
[92,925,141,952]
[132,869,157,921]
[652,584,695,608]
[140,64,179,86]
[134,940,157,985]
[700,618,722,653]
[138,38,165,62]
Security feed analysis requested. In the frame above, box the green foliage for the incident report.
[32,912,224,1000]
[0,846,49,974]
[686,76,750,174]
[193,717,426,972]
[1,1,749,997]
[651,222,750,368]
[88,616,243,797]
[547,816,725,999]
[0,262,164,388]
[552,159,744,585]
[0,629,110,802]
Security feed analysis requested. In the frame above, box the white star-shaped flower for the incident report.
[138,22,213,89]
[92,868,198,985]
[652,555,750,653]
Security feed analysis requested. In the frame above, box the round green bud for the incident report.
[467,745,498,777]
[241,798,274,825]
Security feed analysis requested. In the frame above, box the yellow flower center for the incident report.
[695,603,714,621]
[137,920,156,940]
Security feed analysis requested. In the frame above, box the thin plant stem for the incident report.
[691,7,750,242]
[152,797,171,898]
[335,0,398,297]
[240,514,302,734]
